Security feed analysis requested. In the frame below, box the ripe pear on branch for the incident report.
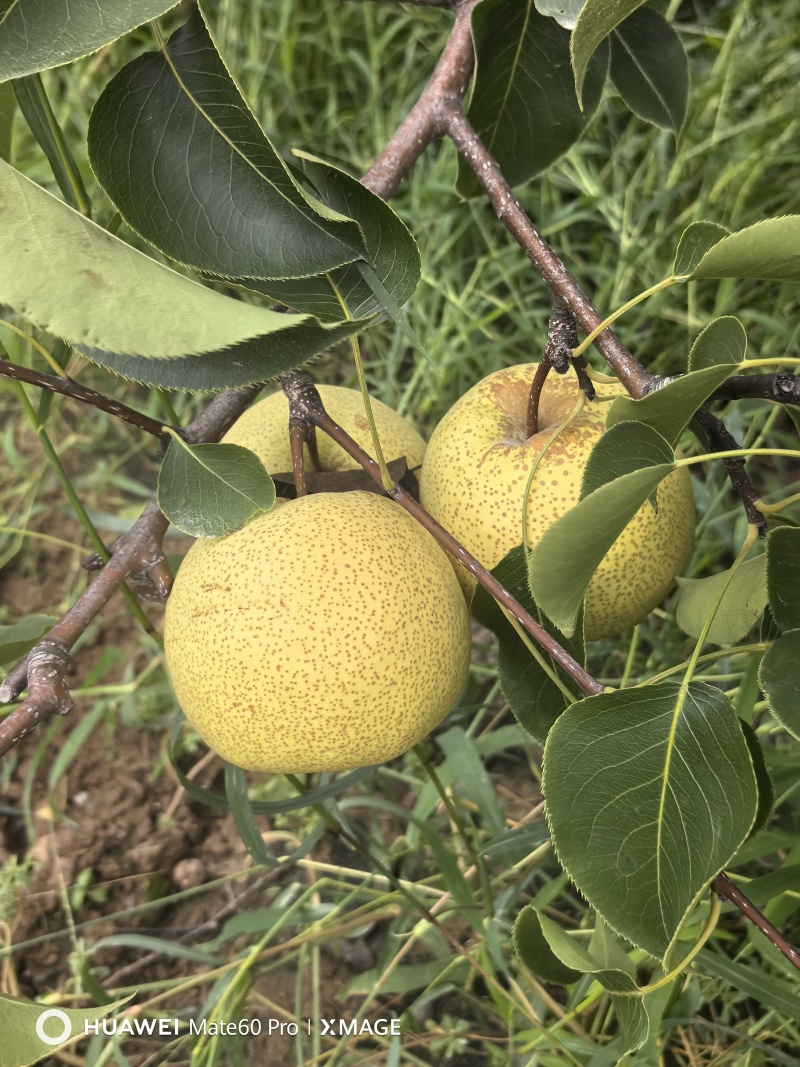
[165,389,469,774]
[419,363,695,639]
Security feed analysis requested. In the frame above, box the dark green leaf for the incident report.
[457,0,608,196]
[224,763,278,867]
[675,554,767,646]
[80,317,365,391]
[610,8,688,134]
[437,726,505,834]
[251,152,420,321]
[0,158,365,390]
[472,546,584,740]
[739,721,775,838]
[157,439,275,538]
[688,316,747,371]
[0,614,56,667]
[688,217,800,282]
[543,680,758,957]
[766,526,800,632]
[529,423,676,635]
[88,10,364,280]
[580,420,675,497]
[672,222,730,277]
[0,1,179,82]
[513,906,583,985]
[760,630,800,742]
[570,0,646,104]
[0,82,14,160]
[13,74,89,213]
[606,365,738,446]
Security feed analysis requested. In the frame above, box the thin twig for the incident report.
[713,873,800,972]
[0,359,171,440]
[442,103,653,398]
[693,407,767,535]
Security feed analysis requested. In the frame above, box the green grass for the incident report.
[1,0,800,1064]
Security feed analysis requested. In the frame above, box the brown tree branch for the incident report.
[0,359,171,440]
[713,873,800,972]
[442,104,653,398]
[713,372,800,406]
[361,0,479,200]
[0,387,260,756]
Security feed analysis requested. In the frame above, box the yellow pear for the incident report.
[418,363,695,640]
[222,384,426,473]
[164,492,471,773]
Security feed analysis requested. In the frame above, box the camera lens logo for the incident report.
[35,1008,73,1046]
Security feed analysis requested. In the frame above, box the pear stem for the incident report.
[289,419,308,497]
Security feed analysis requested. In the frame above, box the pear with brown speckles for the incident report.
[164,492,471,773]
[223,384,426,473]
[419,364,695,640]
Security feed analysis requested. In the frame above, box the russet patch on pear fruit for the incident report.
[419,363,695,640]
[222,384,426,473]
[164,492,471,773]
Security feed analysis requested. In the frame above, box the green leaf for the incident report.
[0,158,365,390]
[437,726,505,835]
[688,316,747,372]
[251,152,420,321]
[224,763,279,867]
[570,0,645,105]
[542,680,758,957]
[157,439,275,538]
[579,420,675,497]
[610,8,688,134]
[88,9,364,281]
[0,991,132,1067]
[739,721,775,838]
[589,919,650,1053]
[766,526,800,632]
[672,222,730,278]
[457,0,608,196]
[0,1,180,82]
[529,423,676,635]
[606,364,738,447]
[13,74,88,213]
[531,911,651,1053]
[760,630,800,742]
[695,949,800,1022]
[0,82,14,160]
[472,545,584,740]
[534,0,586,29]
[688,217,800,282]
[513,906,583,984]
[0,615,56,667]
[675,554,767,646]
